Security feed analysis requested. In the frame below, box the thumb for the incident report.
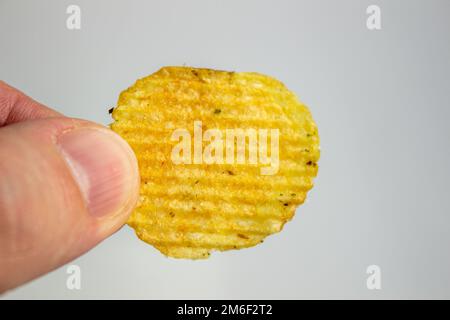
[0,117,140,293]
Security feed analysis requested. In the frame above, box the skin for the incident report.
[0,81,140,293]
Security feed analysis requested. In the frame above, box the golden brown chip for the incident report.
[110,66,320,259]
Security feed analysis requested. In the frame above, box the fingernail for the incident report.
[58,127,139,218]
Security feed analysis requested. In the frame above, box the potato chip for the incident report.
[110,66,319,259]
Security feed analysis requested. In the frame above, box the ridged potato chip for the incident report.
[111,66,319,259]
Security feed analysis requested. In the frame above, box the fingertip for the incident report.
[57,126,140,234]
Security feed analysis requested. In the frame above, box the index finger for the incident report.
[0,81,63,127]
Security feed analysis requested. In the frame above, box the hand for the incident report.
[0,81,140,293]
